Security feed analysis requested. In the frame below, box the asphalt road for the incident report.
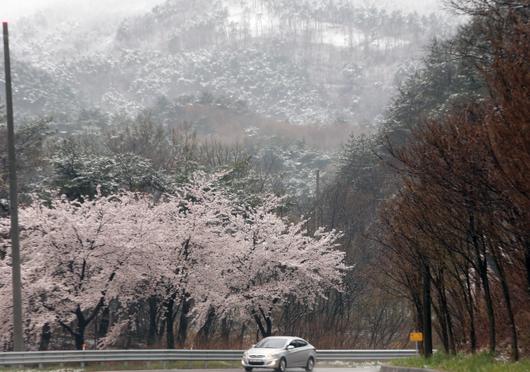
[109,368,380,372]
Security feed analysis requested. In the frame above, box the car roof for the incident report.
[264,336,306,342]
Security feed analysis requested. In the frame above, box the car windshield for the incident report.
[255,338,288,348]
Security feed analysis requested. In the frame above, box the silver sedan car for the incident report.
[241,336,317,372]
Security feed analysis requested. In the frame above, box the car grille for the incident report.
[249,355,265,358]
[249,361,265,365]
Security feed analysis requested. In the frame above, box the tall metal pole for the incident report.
[3,21,24,351]
[315,169,320,229]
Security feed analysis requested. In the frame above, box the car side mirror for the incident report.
[286,345,295,350]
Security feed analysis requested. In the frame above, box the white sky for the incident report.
[2,0,58,21]
[1,0,165,21]
[2,0,444,22]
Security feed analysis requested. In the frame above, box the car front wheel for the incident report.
[305,357,315,372]
[276,358,287,372]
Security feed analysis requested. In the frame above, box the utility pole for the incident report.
[3,21,24,351]
[315,169,320,230]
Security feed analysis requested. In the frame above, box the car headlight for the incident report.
[269,353,282,359]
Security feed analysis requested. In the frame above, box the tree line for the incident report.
[312,0,529,360]
[0,174,346,350]
[377,0,529,360]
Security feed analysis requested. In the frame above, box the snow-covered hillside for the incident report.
[4,0,456,127]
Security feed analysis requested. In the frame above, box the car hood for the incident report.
[246,348,285,356]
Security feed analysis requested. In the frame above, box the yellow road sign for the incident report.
[410,332,423,342]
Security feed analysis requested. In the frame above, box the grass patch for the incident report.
[390,352,530,371]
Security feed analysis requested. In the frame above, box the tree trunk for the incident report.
[265,318,272,336]
[409,280,424,355]
[221,317,231,345]
[438,276,456,354]
[433,302,449,353]
[446,306,456,355]
[492,251,519,361]
[165,297,175,349]
[469,213,496,354]
[421,260,433,358]
[197,308,216,347]
[39,323,52,351]
[176,294,191,348]
[74,305,87,350]
[477,257,496,354]
[253,307,273,338]
[432,271,449,354]
[464,267,477,354]
[147,296,158,346]
[239,324,247,349]
[59,301,103,350]
[525,237,530,297]
[97,307,110,338]
[74,331,85,350]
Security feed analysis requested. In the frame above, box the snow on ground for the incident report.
[225,0,279,38]
[224,2,406,49]
[370,36,411,50]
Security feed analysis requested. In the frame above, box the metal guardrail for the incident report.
[0,349,418,368]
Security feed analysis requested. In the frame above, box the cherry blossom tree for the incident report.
[0,174,348,349]
[126,174,237,349]
[90,175,348,346]
[0,191,166,350]
[207,197,348,338]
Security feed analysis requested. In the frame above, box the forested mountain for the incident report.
[0,0,459,227]
[6,0,456,127]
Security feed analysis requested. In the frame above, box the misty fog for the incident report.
[4,0,526,359]
[4,0,445,20]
